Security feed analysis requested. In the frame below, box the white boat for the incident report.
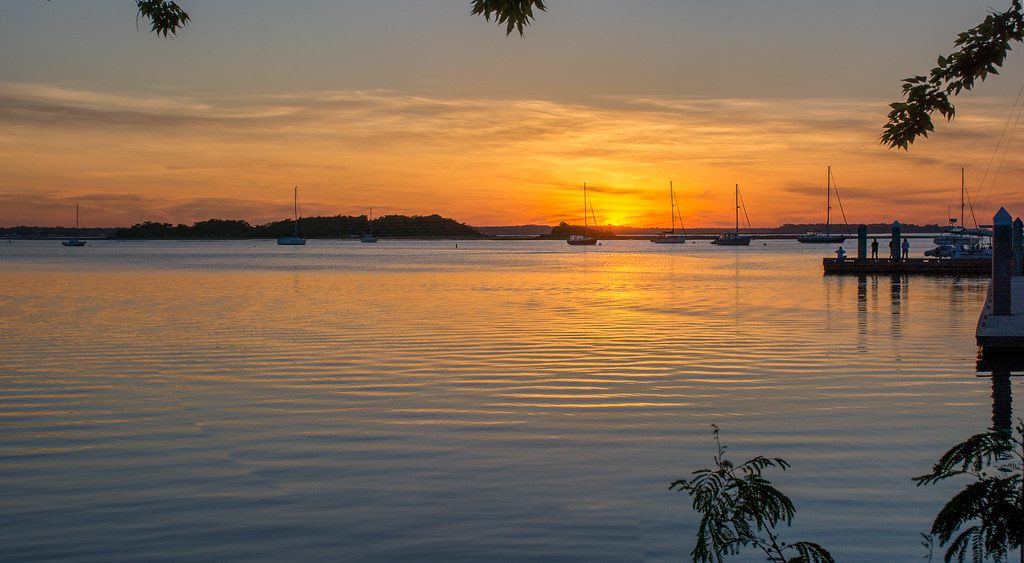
[567,183,598,246]
[797,166,847,243]
[277,186,306,245]
[651,181,686,244]
[61,203,87,247]
[924,169,992,259]
[711,184,753,246]
[361,208,378,243]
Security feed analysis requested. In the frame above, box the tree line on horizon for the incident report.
[110,214,483,239]
[0,220,956,239]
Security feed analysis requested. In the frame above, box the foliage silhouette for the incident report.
[882,1,1024,149]
[136,0,190,36]
[549,221,615,240]
[470,0,547,36]
[670,425,834,563]
[127,1,544,37]
[112,214,483,239]
[915,418,1024,563]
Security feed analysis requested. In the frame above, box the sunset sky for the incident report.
[2,0,1024,228]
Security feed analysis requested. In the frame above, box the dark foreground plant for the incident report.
[915,419,1024,563]
[670,425,833,563]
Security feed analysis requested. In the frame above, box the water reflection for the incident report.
[977,352,1024,436]
[890,274,908,338]
[0,240,1005,561]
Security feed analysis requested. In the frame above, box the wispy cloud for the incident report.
[1,83,1022,227]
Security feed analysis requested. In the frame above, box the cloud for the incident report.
[1,82,1023,227]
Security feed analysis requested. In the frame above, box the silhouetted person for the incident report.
[889,238,896,259]
[901,238,910,259]
[870,238,879,259]
[835,246,847,261]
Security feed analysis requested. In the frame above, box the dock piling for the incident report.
[1013,217,1023,275]
[857,225,867,261]
[890,221,901,261]
[993,208,1013,316]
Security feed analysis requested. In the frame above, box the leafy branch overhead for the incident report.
[882,1,1024,150]
[132,1,547,38]
[136,0,190,36]
[470,0,547,36]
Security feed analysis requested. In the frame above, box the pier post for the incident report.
[1013,217,1023,275]
[890,221,901,262]
[992,208,1013,316]
[857,225,867,261]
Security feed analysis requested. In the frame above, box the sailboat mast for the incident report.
[75,203,80,230]
[825,166,832,235]
[669,181,675,233]
[293,186,299,236]
[960,167,965,226]
[583,183,588,229]
[734,184,740,235]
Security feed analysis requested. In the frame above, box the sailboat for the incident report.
[361,208,378,243]
[567,183,598,245]
[61,203,87,247]
[711,184,753,245]
[651,181,686,244]
[276,186,307,245]
[924,168,992,259]
[797,166,847,243]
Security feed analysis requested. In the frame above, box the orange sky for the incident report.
[2,84,1021,228]
[1,2,1023,228]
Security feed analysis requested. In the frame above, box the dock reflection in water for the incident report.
[0,239,1015,561]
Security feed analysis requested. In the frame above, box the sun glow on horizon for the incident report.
[1,84,1023,229]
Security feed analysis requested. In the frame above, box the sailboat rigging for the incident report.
[276,186,307,245]
[61,203,87,247]
[567,183,598,246]
[651,181,686,244]
[798,166,847,243]
[361,208,378,243]
[711,184,753,246]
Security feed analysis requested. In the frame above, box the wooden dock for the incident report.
[823,257,990,275]
[976,276,1024,352]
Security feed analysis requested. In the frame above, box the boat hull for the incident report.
[797,234,846,243]
[277,236,306,245]
[61,239,86,247]
[652,235,687,244]
[567,238,598,246]
[711,235,752,246]
[360,236,378,243]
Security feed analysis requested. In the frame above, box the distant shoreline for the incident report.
[5,233,948,241]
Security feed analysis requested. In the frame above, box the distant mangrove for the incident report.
[111,214,484,239]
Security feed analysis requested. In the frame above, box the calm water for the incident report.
[0,239,1014,561]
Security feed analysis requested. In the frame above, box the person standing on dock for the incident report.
[889,238,896,259]
[901,238,910,259]
[835,246,847,261]
[871,238,879,259]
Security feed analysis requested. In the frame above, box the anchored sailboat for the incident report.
[798,166,847,243]
[651,181,686,244]
[361,208,378,243]
[711,184,753,246]
[276,186,306,245]
[924,168,992,259]
[567,183,598,246]
[61,203,87,247]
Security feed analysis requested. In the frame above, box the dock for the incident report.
[821,222,990,275]
[976,208,1024,355]
[824,257,989,275]
[977,277,1024,350]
